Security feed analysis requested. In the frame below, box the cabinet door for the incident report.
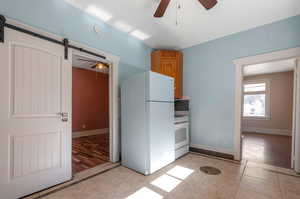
[151,51,183,99]
[175,52,183,99]
[161,58,182,99]
[162,59,178,98]
[160,59,177,79]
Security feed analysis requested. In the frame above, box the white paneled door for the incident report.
[0,28,72,199]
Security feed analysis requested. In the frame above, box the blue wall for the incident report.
[0,0,151,82]
[183,15,300,152]
[2,0,300,153]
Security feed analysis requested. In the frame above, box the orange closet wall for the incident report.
[72,68,109,132]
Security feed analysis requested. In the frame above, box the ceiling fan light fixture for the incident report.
[96,63,106,69]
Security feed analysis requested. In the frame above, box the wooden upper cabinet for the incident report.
[151,50,183,99]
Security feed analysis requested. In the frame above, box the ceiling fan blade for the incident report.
[91,64,98,69]
[154,0,171,18]
[198,0,217,10]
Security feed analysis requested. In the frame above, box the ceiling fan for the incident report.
[154,0,217,17]
[77,58,109,70]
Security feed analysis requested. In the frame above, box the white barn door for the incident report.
[0,28,72,199]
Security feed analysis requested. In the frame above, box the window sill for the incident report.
[242,116,271,121]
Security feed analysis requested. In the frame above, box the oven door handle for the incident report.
[175,121,189,125]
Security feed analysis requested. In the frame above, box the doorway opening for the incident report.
[240,59,295,168]
[234,48,300,173]
[72,54,110,174]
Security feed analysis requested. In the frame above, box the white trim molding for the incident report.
[71,47,120,163]
[190,144,235,155]
[72,128,109,138]
[233,47,300,165]
[242,127,292,136]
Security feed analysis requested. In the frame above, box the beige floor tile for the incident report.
[278,173,300,187]
[240,176,283,199]
[244,166,279,185]
[285,191,300,199]
[39,154,299,199]
[236,187,281,199]
[247,161,300,177]
[278,174,300,199]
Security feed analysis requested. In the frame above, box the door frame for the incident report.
[233,47,300,171]
[5,17,121,163]
[71,48,120,163]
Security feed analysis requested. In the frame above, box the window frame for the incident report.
[242,79,271,120]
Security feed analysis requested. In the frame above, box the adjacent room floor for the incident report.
[40,153,300,199]
[242,132,292,169]
[72,134,109,173]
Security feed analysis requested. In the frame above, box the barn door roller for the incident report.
[63,38,69,60]
[0,15,5,43]
[0,14,106,61]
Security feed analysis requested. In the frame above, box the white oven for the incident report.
[175,122,189,149]
[174,116,189,159]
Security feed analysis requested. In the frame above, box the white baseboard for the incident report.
[189,144,235,155]
[242,127,292,136]
[72,128,109,138]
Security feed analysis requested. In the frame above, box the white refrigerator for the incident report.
[121,71,175,175]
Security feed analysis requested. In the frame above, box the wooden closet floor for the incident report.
[72,134,109,173]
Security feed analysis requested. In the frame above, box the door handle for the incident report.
[57,112,68,122]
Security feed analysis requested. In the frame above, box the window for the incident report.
[243,81,270,118]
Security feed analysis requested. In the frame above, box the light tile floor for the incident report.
[40,154,300,199]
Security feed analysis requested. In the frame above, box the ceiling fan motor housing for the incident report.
[198,0,218,10]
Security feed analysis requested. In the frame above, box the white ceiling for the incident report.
[243,59,295,76]
[72,54,109,74]
[66,0,300,49]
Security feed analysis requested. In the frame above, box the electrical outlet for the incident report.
[82,124,86,129]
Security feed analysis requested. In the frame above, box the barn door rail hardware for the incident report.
[0,15,106,60]
[0,15,5,43]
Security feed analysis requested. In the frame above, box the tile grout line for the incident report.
[236,160,278,199]
[234,159,248,199]
[251,165,300,178]
[246,162,300,177]
[241,161,296,199]
[277,173,286,199]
